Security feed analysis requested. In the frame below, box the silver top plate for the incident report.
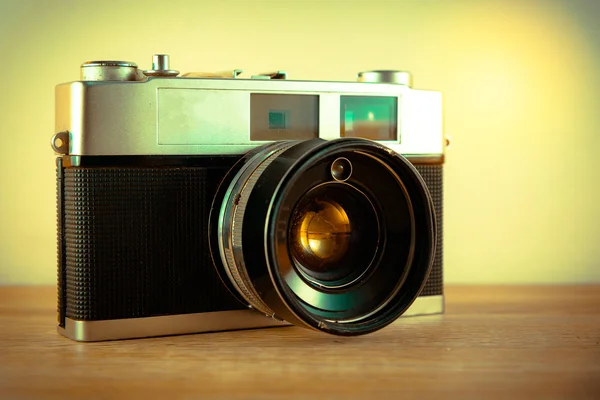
[55,76,443,157]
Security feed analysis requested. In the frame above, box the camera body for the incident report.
[53,55,445,341]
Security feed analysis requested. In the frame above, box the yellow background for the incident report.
[0,0,598,285]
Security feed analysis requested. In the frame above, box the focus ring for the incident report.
[219,142,295,317]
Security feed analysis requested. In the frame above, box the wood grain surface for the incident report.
[0,285,598,399]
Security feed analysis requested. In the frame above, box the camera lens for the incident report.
[209,138,436,336]
[289,183,379,288]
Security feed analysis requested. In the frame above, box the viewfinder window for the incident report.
[251,94,319,140]
[340,96,398,140]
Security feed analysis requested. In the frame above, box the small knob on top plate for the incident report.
[144,54,179,77]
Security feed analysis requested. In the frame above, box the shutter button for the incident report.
[144,54,179,77]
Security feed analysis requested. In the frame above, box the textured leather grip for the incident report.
[56,159,443,322]
[414,165,444,296]
[58,163,244,321]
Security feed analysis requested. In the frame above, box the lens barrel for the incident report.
[209,138,436,336]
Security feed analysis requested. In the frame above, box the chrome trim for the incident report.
[57,295,443,341]
[58,309,289,342]
[402,294,444,317]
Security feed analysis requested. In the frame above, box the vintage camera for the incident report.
[52,55,445,341]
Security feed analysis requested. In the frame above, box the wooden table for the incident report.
[0,286,598,399]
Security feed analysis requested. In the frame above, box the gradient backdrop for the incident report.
[0,0,598,285]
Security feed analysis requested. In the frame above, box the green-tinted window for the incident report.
[340,96,397,140]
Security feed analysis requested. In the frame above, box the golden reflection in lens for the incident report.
[292,199,351,267]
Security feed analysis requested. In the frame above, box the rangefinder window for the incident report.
[340,96,398,141]
[250,94,319,141]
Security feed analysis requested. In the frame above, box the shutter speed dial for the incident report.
[80,61,138,81]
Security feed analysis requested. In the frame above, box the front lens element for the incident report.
[289,183,379,287]
[292,198,350,264]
